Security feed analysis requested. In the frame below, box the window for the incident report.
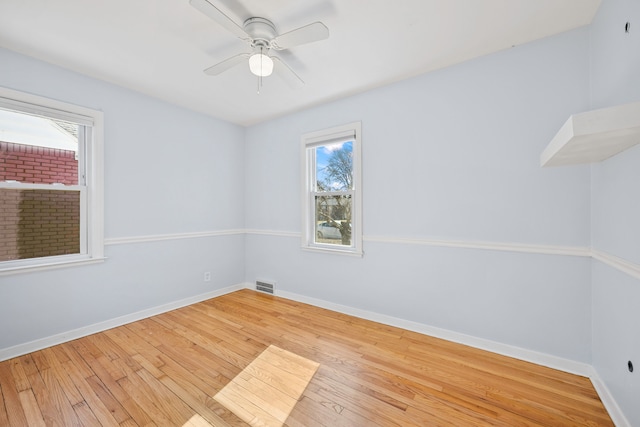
[0,87,104,274]
[302,122,362,255]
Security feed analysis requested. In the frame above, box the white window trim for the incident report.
[301,121,362,256]
[0,86,104,275]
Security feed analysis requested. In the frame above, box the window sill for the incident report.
[302,245,363,257]
[0,257,107,276]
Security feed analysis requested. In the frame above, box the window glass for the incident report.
[0,109,79,185]
[315,141,352,191]
[0,189,81,261]
[0,109,85,262]
[314,141,353,246]
[315,194,352,245]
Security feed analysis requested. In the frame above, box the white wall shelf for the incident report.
[541,101,640,167]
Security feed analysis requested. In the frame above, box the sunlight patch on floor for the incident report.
[214,345,320,427]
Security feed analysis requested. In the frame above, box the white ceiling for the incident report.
[0,0,601,126]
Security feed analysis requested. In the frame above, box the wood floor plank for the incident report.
[0,383,9,426]
[0,362,29,426]
[77,344,155,426]
[20,354,71,427]
[133,367,199,425]
[126,323,238,386]
[143,364,233,427]
[215,385,282,427]
[71,401,102,427]
[287,394,371,427]
[116,374,175,426]
[103,325,157,361]
[17,389,46,427]
[157,364,244,426]
[8,358,30,393]
[40,348,85,407]
[85,374,132,424]
[60,351,122,427]
[0,289,614,426]
[38,366,83,426]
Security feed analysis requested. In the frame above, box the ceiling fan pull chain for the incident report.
[256,46,265,94]
[257,73,266,94]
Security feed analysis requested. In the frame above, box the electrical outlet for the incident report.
[204,271,211,282]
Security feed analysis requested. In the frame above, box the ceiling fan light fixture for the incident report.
[249,52,273,77]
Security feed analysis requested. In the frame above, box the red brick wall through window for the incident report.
[0,141,80,261]
[0,141,78,185]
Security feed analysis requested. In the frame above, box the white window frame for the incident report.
[0,86,104,275]
[301,121,362,256]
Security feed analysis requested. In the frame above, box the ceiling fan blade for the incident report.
[190,0,248,39]
[204,53,249,76]
[271,56,305,88]
[271,22,329,50]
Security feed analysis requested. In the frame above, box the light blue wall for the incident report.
[589,0,640,424]
[0,47,246,351]
[245,28,593,362]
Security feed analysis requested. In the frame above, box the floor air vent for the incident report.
[256,280,275,294]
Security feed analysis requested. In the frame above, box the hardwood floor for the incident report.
[0,289,613,426]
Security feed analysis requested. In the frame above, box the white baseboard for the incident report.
[0,283,245,362]
[267,286,592,376]
[590,371,631,427]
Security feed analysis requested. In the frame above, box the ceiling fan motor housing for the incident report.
[244,17,277,47]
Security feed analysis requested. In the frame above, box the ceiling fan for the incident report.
[190,0,330,88]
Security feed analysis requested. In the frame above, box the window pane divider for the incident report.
[312,190,354,197]
[0,183,85,191]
